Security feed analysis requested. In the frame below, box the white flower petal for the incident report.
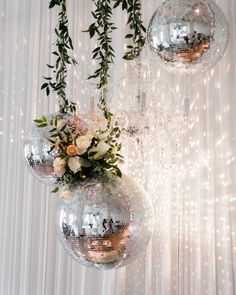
[76,135,92,155]
[96,141,110,155]
[88,141,110,160]
[68,157,82,174]
[53,157,66,169]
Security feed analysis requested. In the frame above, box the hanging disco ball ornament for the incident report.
[147,0,229,75]
[56,174,154,270]
[23,113,71,185]
[24,112,108,185]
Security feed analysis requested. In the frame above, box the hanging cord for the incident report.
[41,0,77,114]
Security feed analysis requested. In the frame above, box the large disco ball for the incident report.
[23,113,71,185]
[147,0,229,75]
[56,174,154,270]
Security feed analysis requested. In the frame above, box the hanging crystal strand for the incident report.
[160,140,180,169]
[90,93,95,113]
[183,74,195,133]
[136,56,146,115]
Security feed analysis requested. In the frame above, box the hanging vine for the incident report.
[86,0,146,79]
[85,0,146,125]
[41,0,77,114]
[113,0,146,60]
[85,0,116,131]
[30,0,147,191]
[32,0,124,192]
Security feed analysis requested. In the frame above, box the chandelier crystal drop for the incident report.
[147,0,229,75]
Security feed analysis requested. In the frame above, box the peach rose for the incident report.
[66,145,78,156]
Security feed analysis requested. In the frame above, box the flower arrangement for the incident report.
[25,0,146,192]
[34,113,123,191]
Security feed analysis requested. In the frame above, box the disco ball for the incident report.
[23,113,69,185]
[147,0,229,75]
[56,174,154,270]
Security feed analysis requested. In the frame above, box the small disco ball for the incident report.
[23,112,108,185]
[56,174,154,270]
[23,113,68,185]
[147,0,229,75]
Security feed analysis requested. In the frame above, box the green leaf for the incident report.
[47,64,55,69]
[113,166,122,178]
[125,34,133,38]
[43,76,52,80]
[49,128,57,133]
[47,139,56,144]
[68,37,73,49]
[41,83,48,90]
[122,0,128,10]
[60,123,67,132]
[34,119,42,123]
[51,187,59,193]
[42,115,47,122]
[113,1,121,9]
[37,123,48,128]
[46,87,50,96]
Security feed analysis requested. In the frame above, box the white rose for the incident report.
[68,156,82,173]
[96,141,110,154]
[53,157,66,168]
[76,134,92,155]
[89,141,110,160]
[53,157,66,177]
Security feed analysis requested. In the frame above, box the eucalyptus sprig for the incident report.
[41,0,77,114]
[113,0,146,60]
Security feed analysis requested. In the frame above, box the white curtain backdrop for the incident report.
[0,0,236,294]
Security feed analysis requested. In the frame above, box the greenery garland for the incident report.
[85,0,146,133]
[84,0,116,131]
[33,0,124,192]
[32,0,146,192]
[41,0,77,114]
[86,0,146,75]
[113,0,146,60]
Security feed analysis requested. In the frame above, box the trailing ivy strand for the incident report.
[85,0,117,90]
[113,0,146,60]
[86,0,146,83]
[85,0,117,128]
[41,0,77,114]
